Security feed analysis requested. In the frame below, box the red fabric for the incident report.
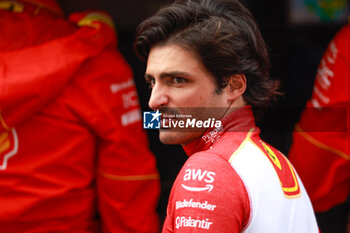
[0,9,159,233]
[18,0,64,16]
[288,24,350,212]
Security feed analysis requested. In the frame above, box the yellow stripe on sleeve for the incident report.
[295,124,350,161]
[99,170,159,181]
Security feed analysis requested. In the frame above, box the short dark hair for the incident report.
[135,0,280,117]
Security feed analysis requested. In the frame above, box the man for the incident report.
[0,0,159,232]
[135,0,319,232]
[288,20,350,233]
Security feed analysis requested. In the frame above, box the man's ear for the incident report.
[225,74,247,101]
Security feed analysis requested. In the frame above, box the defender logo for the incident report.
[143,110,161,129]
[182,169,215,192]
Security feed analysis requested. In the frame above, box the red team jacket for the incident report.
[288,24,350,212]
[162,106,318,233]
[0,3,159,233]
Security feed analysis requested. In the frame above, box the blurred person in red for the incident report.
[288,16,350,233]
[0,0,160,232]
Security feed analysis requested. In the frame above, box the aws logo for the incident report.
[182,169,215,192]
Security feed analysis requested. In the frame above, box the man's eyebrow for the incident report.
[144,71,191,80]
[144,74,153,80]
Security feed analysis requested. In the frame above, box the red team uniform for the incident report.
[162,106,318,233]
[0,1,160,232]
[288,24,350,213]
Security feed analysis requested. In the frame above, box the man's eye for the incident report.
[171,77,186,85]
[145,78,155,89]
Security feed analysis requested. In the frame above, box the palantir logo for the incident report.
[143,110,161,129]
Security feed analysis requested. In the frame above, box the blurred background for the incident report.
[60,0,349,223]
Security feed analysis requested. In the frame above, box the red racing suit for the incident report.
[162,106,318,233]
[288,24,350,212]
[0,5,160,233]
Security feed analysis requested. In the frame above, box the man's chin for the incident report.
[158,129,203,146]
[158,130,182,145]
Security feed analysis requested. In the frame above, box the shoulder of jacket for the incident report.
[70,11,115,30]
[185,151,233,172]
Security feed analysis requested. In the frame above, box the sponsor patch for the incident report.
[122,90,139,109]
[110,79,134,94]
[253,139,301,198]
[121,109,141,126]
[175,216,213,230]
[182,169,215,192]
[176,199,216,211]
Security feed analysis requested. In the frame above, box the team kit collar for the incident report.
[183,105,257,156]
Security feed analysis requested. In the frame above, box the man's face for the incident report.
[145,44,229,145]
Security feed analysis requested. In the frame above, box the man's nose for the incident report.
[148,84,169,110]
